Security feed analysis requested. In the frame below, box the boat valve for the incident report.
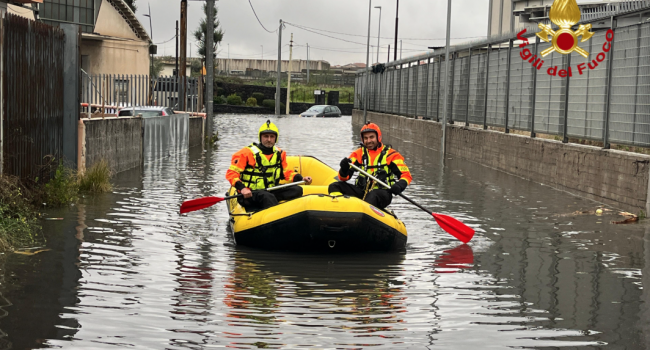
[328,240,336,248]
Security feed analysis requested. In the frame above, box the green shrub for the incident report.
[262,99,275,109]
[0,175,42,251]
[42,162,78,207]
[214,95,227,105]
[245,97,258,107]
[262,99,285,111]
[216,87,225,96]
[252,93,265,104]
[227,94,243,105]
[78,159,112,193]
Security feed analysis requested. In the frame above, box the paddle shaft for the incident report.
[348,163,433,215]
[231,180,306,199]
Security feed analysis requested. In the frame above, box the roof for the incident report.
[104,0,151,42]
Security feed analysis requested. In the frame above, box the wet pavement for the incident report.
[0,115,649,349]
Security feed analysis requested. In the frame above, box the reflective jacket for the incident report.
[226,143,299,190]
[339,144,412,190]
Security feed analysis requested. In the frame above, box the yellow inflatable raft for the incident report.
[226,156,408,251]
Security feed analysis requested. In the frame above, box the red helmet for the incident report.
[360,122,382,143]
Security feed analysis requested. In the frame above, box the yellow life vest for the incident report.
[355,144,396,190]
[240,144,284,190]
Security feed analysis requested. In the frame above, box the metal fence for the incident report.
[1,13,65,179]
[355,15,650,148]
[81,74,202,113]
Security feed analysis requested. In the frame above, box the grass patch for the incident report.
[0,159,113,252]
[78,160,113,193]
[0,176,43,251]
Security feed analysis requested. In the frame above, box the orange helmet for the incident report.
[360,122,382,143]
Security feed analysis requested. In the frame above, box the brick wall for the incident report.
[353,110,650,213]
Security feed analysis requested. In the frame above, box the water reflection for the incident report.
[222,250,408,348]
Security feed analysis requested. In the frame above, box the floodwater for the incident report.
[1,115,649,349]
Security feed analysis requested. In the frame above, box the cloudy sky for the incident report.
[137,0,490,66]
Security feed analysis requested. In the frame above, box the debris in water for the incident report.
[13,249,51,256]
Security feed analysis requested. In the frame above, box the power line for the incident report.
[154,34,177,45]
[285,22,368,46]
[286,21,486,41]
[248,0,277,33]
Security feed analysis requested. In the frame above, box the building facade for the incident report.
[37,0,151,76]
[488,0,650,36]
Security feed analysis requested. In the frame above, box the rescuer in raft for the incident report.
[328,121,412,210]
[226,120,312,211]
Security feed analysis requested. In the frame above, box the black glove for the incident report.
[390,179,408,195]
[339,157,351,176]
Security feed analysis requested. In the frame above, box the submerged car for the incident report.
[299,105,342,118]
[118,106,175,117]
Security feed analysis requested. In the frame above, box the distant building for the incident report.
[215,58,330,75]
[35,0,152,76]
[488,0,650,36]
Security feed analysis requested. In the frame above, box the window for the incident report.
[40,0,95,33]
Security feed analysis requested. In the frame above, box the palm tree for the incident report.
[193,3,224,61]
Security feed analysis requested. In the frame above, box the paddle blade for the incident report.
[180,196,224,214]
[432,213,475,243]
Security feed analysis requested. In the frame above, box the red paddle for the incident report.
[180,181,305,214]
[349,163,475,243]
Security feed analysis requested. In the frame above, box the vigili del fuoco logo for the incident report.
[516,0,614,77]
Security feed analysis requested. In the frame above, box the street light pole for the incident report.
[393,0,399,61]
[364,0,372,123]
[374,6,381,63]
[261,45,263,60]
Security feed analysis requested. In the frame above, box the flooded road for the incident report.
[1,115,649,349]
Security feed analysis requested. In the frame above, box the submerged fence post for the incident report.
[465,47,472,126]
[449,53,456,124]
[436,57,442,121]
[424,57,430,119]
[61,23,79,167]
[562,53,571,143]
[505,39,513,134]
[483,44,491,130]
[531,36,539,138]
[603,19,615,149]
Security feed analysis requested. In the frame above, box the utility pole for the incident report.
[307,43,310,84]
[400,39,402,60]
[388,45,390,62]
[206,0,214,139]
[394,0,399,61]
[275,19,283,115]
[179,0,187,111]
[364,0,372,123]
[286,33,293,115]
[375,6,381,63]
[227,43,230,75]
[441,0,452,162]
[175,20,179,76]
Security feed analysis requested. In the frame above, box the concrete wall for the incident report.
[82,117,143,174]
[353,110,650,214]
[81,113,204,174]
[189,116,204,148]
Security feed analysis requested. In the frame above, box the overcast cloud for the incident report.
[137,0,491,66]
